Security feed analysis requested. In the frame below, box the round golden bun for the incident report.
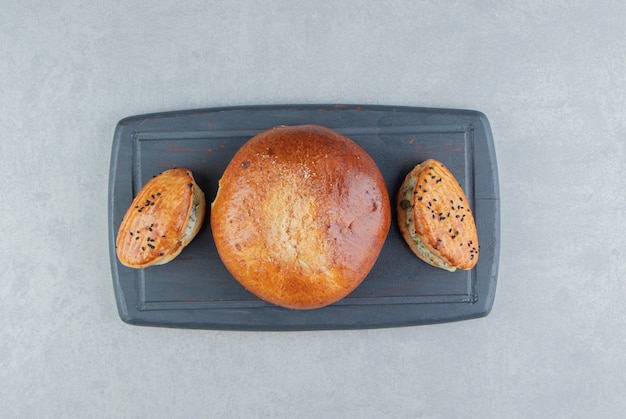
[116,168,206,268]
[397,159,479,271]
[211,125,391,310]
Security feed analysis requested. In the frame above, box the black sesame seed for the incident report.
[129,232,133,236]
[141,246,145,251]
[159,253,164,256]
[188,183,193,188]
[417,197,423,201]
[147,243,155,249]
[157,192,161,196]
[135,237,139,241]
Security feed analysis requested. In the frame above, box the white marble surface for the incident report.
[1,1,625,417]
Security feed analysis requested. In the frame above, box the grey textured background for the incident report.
[1,1,625,418]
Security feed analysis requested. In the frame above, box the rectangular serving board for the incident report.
[108,104,500,330]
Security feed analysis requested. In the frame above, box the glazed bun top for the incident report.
[210,125,391,309]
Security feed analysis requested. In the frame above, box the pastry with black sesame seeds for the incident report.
[397,159,478,271]
[116,168,206,268]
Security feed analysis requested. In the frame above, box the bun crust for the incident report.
[116,168,206,268]
[397,159,478,271]
[211,125,391,310]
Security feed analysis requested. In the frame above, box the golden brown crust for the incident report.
[397,159,478,271]
[116,168,206,268]
[211,125,391,310]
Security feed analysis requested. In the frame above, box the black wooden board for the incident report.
[108,104,500,330]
